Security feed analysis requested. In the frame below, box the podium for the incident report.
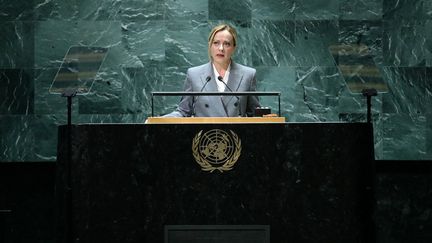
[56,120,375,243]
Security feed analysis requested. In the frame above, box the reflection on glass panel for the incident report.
[329,43,388,94]
[49,46,108,95]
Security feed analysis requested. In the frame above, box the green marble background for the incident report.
[1,0,432,162]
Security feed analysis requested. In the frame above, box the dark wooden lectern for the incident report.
[56,119,375,243]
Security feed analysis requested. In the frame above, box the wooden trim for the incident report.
[145,117,286,124]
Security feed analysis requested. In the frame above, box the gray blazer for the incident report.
[165,61,261,117]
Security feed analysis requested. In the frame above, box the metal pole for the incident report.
[278,94,281,117]
[151,94,154,117]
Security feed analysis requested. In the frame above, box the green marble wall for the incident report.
[1,0,431,161]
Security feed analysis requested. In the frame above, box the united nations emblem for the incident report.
[192,129,241,172]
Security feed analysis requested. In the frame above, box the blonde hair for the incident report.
[207,24,237,60]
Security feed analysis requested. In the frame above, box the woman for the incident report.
[165,24,260,117]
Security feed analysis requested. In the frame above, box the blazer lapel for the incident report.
[227,62,243,91]
[200,62,216,91]
[200,62,227,116]
[221,62,243,107]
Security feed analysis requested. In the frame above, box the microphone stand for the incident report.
[217,76,241,117]
[192,76,212,117]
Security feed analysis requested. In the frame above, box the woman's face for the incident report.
[210,29,236,67]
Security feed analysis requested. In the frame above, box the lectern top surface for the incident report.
[145,117,286,124]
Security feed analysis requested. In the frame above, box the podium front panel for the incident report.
[56,123,375,243]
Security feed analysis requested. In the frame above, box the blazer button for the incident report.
[234,102,238,107]
[205,104,209,108]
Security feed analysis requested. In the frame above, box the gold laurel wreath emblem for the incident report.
[192,129,241,173]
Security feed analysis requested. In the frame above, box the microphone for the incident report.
[217,76,241,117]
[192,76,211,116]
[202,76,212,91]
